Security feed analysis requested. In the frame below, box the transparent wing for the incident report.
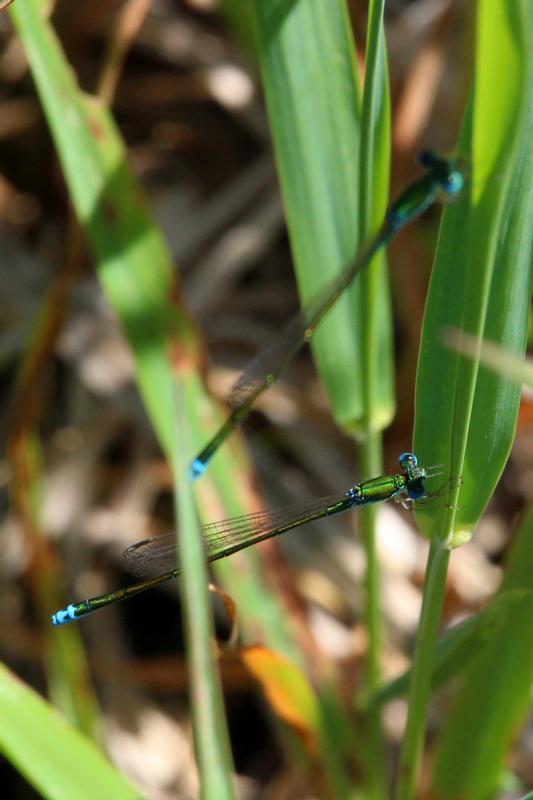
[229,236,380,409]
[123,494,346,578]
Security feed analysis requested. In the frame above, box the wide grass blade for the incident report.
[414,0,533,543]
[251,0,393,437]
[397,2,533,796]
[251,4,392,794]
[0,662,142,800]
[363,587,533,710]
[432,505,533,798]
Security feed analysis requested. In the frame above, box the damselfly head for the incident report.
[398,451,425,480]
[442,169,464,197]
[417,150,466,201]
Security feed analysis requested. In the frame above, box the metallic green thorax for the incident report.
[349,472,409,504]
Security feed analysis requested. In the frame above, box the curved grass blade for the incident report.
[0,663,142,800]
[171,375,236,800]
[398,3,533,797]
[432,505,533,798]
[414,0,533,543]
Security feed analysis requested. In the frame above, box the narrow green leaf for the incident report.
[432,505,533,799]
[356,3,391,792]
[358,0,393,433]
[173,375,235,799]
[251,0,394,436]
[363,588,533,710]
[399,3,533,794]
[0,663,141,800]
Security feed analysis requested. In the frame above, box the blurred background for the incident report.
[0,1,532,797]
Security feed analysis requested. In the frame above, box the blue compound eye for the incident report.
[398,452,417,468]
[442,170,464,195]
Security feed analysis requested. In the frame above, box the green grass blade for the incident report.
[251,4,392,795]
[357,2,391,795]
[432,505,533,799]
[395,540,451,800]
[363,588,533,710]
[173,374,235,799]
[10,0,176,451]
[251,0,394,436]
[0,662,142,800]
[358,0,392,433]
[397,3,533,795]
[414,0,533,543]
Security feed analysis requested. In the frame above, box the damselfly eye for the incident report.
[443,170,464,195]
[398,452,417,468]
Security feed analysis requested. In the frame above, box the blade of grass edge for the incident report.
[357,1,391,797]
[0,662,142,800]
[361,587,533,710]
[251,0,394,437]
[432,504,533,798]
[413,0,533,543]
[251,2,392,795]
[172,369,235,800]
[398,2,532,796]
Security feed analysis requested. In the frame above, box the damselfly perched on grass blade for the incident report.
[189,152,464,480]
[51,453,444,625]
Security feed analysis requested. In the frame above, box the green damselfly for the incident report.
[190,152,464,480]
[52,453,440,625]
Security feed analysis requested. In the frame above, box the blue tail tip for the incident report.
[51,604,77,626]
[189,458,207,481]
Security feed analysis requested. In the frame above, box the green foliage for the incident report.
[252,0,394,437]
[414,0,533,543]
[0,663,141,800]
[172,379,236,799]
[5,0,533,798]
[432,505,533,799]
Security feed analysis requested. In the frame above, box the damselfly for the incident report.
[51,453,441,625]
[190,152,464,479]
